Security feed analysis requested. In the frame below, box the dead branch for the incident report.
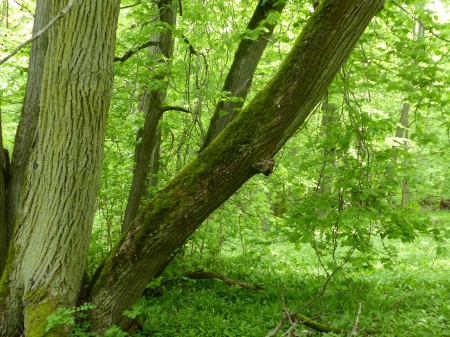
[183,270,264,291]
[352,303,362,336]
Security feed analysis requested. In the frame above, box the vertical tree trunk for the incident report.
[87,0,385,332]
[1,0,50,276]
[0,1,120,335]
[400,103,410,206]
[316,101,338,196]
[0,101,9,275]
[122,0,177,232]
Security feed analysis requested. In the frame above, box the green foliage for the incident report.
[46,303,132,337]
[133,225,450,336]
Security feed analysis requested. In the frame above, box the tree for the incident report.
[0,0,385,335]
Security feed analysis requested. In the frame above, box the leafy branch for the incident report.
[0,0,75,67]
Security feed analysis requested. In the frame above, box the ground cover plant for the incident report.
[134,216,450,336]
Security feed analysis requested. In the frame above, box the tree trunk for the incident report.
[1,0,50,276]
[87,0,385,332]
[400,103,410,206]
[199,0,286,151]
[0,102,9,275]
[122,0,177,233]
[0,1,120,335]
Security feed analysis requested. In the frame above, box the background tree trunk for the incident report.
[122,0,177,232]
[0,105,9,275]
[0,1,120,335]
[87,0,385,332]
[199,0,286,151]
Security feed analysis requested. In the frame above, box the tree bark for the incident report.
[122,0,177,233]
[199,0,286,151]
[0,104,9,275]
[1,0,50,277]
[87,0,385,332]
[0,1,120,336]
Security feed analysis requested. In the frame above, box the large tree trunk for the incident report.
[199,0,286,151]
[87,0,385,332]
[0,1,120,335]
[0,0,50,276]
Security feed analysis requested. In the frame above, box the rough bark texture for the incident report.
[88,0,385,332]
[0,112,9,275]
[0,1,120,336]
[2,0,50,276]
[122,0,177,232]
[199,0,286,151]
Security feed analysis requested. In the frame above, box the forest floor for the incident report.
[134,211,450,337]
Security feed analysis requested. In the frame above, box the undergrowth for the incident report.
[134,214,450,336]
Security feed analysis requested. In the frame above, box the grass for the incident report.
[134,213,450,336]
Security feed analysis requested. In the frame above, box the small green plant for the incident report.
[46,302,130,336]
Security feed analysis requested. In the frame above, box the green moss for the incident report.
[0,243,18,300]
[24,289,67,337]
[25,300,66,337]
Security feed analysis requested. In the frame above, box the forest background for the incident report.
[0,0,450,336]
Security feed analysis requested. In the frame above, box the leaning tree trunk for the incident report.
[0,1,120,336]
[199,0,286,151]
[87,0,385,332]
[0,0,50,276]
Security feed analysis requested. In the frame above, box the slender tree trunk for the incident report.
[122,0,177,232]
[199,0,286,151]
[400,103,410,206]
[87,0,385,332]
[1,0,50,276]
[0,1,120,335]
[0,101,9,275]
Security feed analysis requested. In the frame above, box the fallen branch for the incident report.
[183,270,264,291]
[294,313,348,335]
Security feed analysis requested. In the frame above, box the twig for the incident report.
[390,0,450,43]
[265,288,289,337]
[0,0,75,67]
[352,303,362,336]
[292,247,355,316]
[282,287,300,337]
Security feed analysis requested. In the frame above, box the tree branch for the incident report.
[0,0,75,67]
[161,106,191,113]
[114,41,160,62]
[120,2,141,9]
